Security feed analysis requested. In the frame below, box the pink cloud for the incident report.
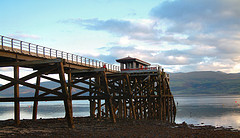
[9,33,41,40]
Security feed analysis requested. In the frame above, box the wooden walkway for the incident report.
[0,35,176,128]
[0,35,119,72]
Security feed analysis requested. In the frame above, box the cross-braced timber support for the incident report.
[0,58,74,128]
[0,34,176,127]
[0,58,176,127]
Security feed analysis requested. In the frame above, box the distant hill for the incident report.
[170,71,240,95]
[0,71,240,97]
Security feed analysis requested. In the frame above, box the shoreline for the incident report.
[0,117,239,137]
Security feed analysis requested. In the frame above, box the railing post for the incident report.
[43,47,45,57]
[29,43,31,55]
[67,53,68,61]
[89,59,90,66]
[1,36,3,49]
[20,41,23,53]
[72,54,73,63]
[61,51,63,58]
[85,58,86,66]
[76,55,78,64]
[50,49,51,58]
[81,57,82,65]
[11,39,14,51]
[36,45,38,56]
[56,50,58,58]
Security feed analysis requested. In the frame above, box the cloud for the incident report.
[91,46,202,66]
[65,18,164,43]
[150,0,240,33]
[64,0,240,73]
[9,33,41,40]
[150,0,240,72]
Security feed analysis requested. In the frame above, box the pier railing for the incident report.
[0,35,120,72]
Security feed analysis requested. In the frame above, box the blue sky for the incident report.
[1,0,240,73]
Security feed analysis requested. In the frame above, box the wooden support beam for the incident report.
[0,73,62,96]
[139,80,143,119]
[32,76,41,120]
[118,80,123,119]
[147,76,151,119]
[72,89,89,97]
[41,75,61,83]
[123,79,127,119]
[0,65,57,92]
[125,75,136,120]
[157,73,162,120]
[57,62,74,128]
[101,72,116,123]
[89,78,95,118]
[96,75,101,120]
[14,65,20,125]
[0,58,65,67]
[67,69,73,119]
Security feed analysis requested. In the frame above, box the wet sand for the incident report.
[0,117,239,137]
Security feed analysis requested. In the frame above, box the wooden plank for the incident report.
[0,58,64,67]
[71,68,105,73]
[0,96,109,102]
[0,51,44,61]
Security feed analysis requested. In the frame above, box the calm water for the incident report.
[0,95,240,129]
[174,95,240,130]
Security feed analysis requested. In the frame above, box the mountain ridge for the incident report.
[170,71,240,95]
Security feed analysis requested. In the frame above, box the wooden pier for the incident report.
[0,35,176,128]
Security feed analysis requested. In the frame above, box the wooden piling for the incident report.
[14,65,20,125]
[57,62,74,128]
[33,76,41,120]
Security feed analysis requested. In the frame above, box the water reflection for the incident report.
[174,95,240,130]
[0,95,239,130]
[0,101,90,120]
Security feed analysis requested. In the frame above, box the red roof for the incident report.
[116,56,151,66]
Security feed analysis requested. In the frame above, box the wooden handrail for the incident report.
[0,35,120,72]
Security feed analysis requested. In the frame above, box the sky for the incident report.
[1,0,240,73]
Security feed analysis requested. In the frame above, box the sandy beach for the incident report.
[0,117,239,137]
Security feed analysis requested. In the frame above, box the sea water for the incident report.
[174,95,240,130]
[0,95,240,130]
